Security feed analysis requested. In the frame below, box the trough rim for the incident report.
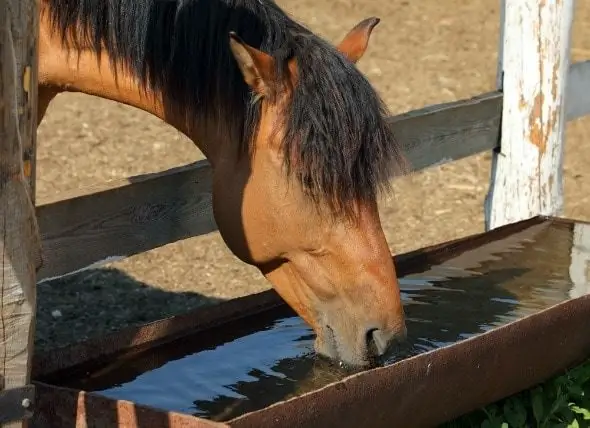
[31,214,590,428]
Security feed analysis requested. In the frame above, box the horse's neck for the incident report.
[38,13,223,163]
[39,16,164,117]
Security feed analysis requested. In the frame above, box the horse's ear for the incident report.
[229,32,275,95]
[336,17,380,64]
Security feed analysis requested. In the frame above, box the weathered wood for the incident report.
[566,60,590,121]
[10,0,38,201]
[391,91,502,171]
[484,0,575,231]
[0,0,40,427]
[36,91,505,281]
[37,161,216,282]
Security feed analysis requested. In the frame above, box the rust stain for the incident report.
[528,94,560,157]
[528,93,545,154]
[527,2,562,159]
[23,65,31,95]
[23,160,31,178]
[551,61,559,102]
[519,94,527,111]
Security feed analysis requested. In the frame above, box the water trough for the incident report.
[30,216,590,428]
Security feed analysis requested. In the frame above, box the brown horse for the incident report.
[37,0,409,368]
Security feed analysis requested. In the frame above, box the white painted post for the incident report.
[484,0,576,231]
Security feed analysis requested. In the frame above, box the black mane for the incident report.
[44,0,408,216]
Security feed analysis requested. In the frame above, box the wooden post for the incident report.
[0,0,40,427]
[484,0,575,231]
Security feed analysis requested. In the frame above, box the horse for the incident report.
[37,0,410,368]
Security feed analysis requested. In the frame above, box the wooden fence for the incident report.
[0,0,40,427]
[1,0,589,426]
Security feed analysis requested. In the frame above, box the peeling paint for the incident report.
[23,160,31,178]
[519,94,527,111]
[487,0,573,230]
[551,61,560,101]
[528,93,545,154]
[22,65,31,95]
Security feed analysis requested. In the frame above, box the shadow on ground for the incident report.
[36,267,225,353]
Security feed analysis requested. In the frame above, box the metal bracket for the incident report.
[493,85,505,156]
[0,385,35,424]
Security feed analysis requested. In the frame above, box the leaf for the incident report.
[481,420,493,428]
[557,404,576,423]
[566,419,580,428]
[484,404,500,418]
[569,405,590,420]
[532,387,545,425]
[504,398,527,428]
[568,386,585,400]
[579,396,590,412]
[547,389,570,419]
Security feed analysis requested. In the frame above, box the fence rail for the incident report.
[36,56,590,281]
[36,90,501,281]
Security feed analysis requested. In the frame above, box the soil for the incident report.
[35,0,590,352]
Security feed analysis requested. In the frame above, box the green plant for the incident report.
[441,359,590,428]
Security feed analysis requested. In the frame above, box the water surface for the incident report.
[60,219,589,421]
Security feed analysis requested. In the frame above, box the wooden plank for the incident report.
[34,51,590,282]
[484,0,574,230]
[0,0,40,427]
[391,91,502,171]
[37,161,217,282]
[566,60,590,121]
[36,91,504,282]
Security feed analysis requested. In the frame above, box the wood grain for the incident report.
[37,161,216,281]
[0,1,40,427]
[485,0,574,230]
[391,91,502,172]
[36,91,503,281]
[36,53,590,281]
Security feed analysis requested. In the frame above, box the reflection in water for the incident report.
[569,222,590,299]
[60,219,589,421]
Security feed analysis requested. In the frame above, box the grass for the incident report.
[442,358,590,428]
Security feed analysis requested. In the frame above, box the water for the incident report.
[58,219,590,421]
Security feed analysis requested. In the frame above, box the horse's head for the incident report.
[37,0,404,367]
[213,17,407,368]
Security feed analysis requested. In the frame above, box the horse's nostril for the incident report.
[366,328,391,357]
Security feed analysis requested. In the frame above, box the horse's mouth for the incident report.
[315,323,380,371]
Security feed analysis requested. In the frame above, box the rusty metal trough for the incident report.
[29,216,590,428]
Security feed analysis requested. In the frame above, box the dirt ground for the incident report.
[35,0,590,352]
